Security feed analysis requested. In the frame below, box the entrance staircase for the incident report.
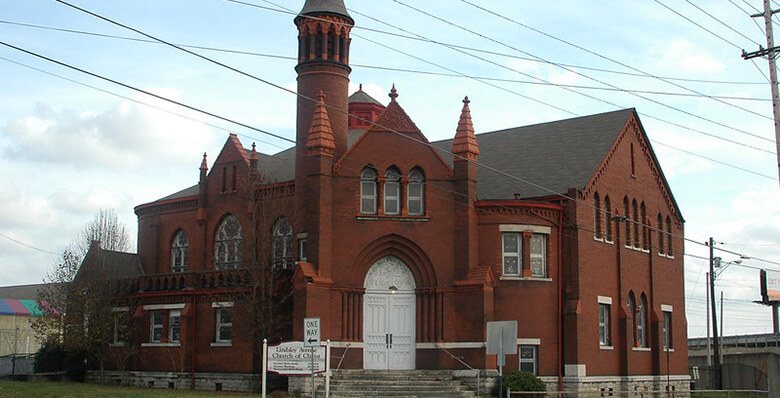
[319,370,478,398]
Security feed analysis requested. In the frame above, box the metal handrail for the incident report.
[335,343,350,370]
[435,343,481,397]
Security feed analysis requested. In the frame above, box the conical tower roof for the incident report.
[299,0,352,23]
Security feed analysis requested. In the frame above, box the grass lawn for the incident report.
[0,381,260,397]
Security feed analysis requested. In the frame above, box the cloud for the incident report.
[0,176,57,229]
[649,38,725,75]
[2,97,215,171]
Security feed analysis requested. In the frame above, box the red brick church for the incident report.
[93,0,688,393]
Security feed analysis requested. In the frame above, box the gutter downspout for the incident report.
[556,210,563,391]
[191,294,196,389]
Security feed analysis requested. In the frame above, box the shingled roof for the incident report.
[151,108,635,202]
[299,0,352,21]
[76,242,143,281]
[433,108,635,199]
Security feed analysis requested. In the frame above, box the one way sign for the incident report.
[304,317,320,347]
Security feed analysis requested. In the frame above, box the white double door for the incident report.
[363,291,415,369]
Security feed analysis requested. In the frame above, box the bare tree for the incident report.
[33,209,134,382]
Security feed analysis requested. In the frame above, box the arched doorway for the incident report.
[363,256,416,370]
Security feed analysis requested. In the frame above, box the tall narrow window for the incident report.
[623,197,631,247]
[657,213,665,255]
[360,168,377,214]
[215,215,242,269]
[221,166,227,193]
[216,308,232,343]
[638,294,648,347]
[171,230,188,273]
[604,195,613,242]
[272,217,293,269]
[594,192,603,240]
[530,234,547,278]
[150,310,164,343]
[169,310,181,343]
[630,142,636,176]
[663,310,673,350]
[519,346,538,375]
[231,164,237,191]
[502,233,521,277]
[599,303,611,346]
[632,199,640,248]
[113,309,129,345]
[407,168,424,216]
[384,168,401,215]
[666,216,674,256]
[640,202,648,250]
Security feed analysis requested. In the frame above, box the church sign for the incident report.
[267,341,326,375]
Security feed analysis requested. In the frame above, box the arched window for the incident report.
[632,199,640,248]
[623,197,631,247]
[657,213,665,255]
[594,192,603,240]
[604,195,613,242]
[272,217,293,269]
[627,292,637,346]
[215,215,242,269]
[640,202,648,250]
[630,142,636,176]
[384,168,401,215]
[360,167,377,214]
[666,216,674,256]
[638,294,648,347]
[171,230,188,273]
[407,168,424,216]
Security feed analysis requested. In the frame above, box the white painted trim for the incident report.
[141,342,181,347]
[418,342,484,349]
[143,303,185,310]
[210,342,233,347]
[211,301,234,308]
[517,338,541,345]
[597,296,612,305]
[632,347,652,352]
[499,276,553,282]
[328,341,363,348]
[111,307,129,312]
[661,304,673,312]
[499,224,551,234]
[599,345,614,350]
[296,232,307,239]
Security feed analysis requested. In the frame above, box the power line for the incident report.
[0,232,60,256]
[654,0,752,50]
[650,140,776,179]
[47,0,780,267]
[681,0,762,46]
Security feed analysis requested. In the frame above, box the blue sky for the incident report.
[1,0,778,337]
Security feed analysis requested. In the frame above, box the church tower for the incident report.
[294,0,353,159]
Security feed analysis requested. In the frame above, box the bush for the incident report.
[34,341,88,381]
[491,371,546,396]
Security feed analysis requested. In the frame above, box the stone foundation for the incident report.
[85,370,285,393]
[562,374,690,396]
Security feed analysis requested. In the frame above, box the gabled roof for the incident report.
[433,108,635,199]
[0,283,47,300]
[76,243,143,281]
[349,88,383,106]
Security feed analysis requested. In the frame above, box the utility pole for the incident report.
[742,0,780,185]
[708,237,722,389]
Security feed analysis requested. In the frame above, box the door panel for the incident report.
[363,292,415,370]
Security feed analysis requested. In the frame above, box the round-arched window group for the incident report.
[361,166,425,216]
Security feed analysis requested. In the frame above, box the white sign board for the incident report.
[304,317,321,346]
[486,320,518,355]
[267,341,326,375]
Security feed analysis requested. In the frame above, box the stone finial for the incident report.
[452,96,479,160]
[389,84,398,102]
[200,152,208,170]
[306,90,336,157]
[250,143,259,168]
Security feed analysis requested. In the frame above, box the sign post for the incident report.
[487,321,518,398]
[304,318,321,398]
[261,338,268,398]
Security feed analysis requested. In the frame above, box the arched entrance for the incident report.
[363,256,416,370]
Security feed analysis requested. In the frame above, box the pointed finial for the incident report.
[452,96,479,161]
[200,152,208,170]
[317,90,326,103]
[359,83,363,91]
[389,84,398,102]
[463,96,470,105]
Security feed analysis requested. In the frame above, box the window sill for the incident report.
[664,348,674,352]
[356,215,429,222]
[632,347,651,352]
[499,276,552,282]
[210,342,233,347]
[110,342,129,347]
[599,345,614,350]
[141,342,181,347]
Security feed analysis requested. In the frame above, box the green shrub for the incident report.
[491,371,546,396]
[33,341,88,381]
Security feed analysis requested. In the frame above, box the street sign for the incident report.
[304,317,321,347]
[267,341,326,375]
[486,320,517,355]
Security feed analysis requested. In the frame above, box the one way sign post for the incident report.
[304,317,320,398]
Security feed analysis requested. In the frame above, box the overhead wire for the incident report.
[680,0,762,46]
[48,0,780,268]
[654,0,750,50]
[0,232,60,256]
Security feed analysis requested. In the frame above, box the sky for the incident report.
[1,0,779,338]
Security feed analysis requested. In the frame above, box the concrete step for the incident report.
[317,370,477,398]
